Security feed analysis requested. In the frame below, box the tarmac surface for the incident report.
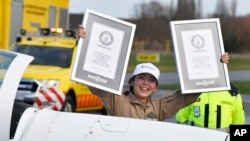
[125,70,250,85]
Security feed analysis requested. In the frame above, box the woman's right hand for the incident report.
[221,52,229,64]
[78,24,86,39]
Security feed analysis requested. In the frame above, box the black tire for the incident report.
[99,107,108,115]
[61,96,75,112]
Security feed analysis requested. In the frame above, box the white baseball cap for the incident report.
[130,63,160,81]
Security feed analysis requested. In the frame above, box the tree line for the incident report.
[126,0,250,52]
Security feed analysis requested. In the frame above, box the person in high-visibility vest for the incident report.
[175,83,245,132]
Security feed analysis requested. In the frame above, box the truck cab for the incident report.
[9,27,106,114]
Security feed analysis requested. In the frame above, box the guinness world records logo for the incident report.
[191,34,205,49]
[99,31,114,46]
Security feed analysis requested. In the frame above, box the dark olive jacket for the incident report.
[90,87,200,121]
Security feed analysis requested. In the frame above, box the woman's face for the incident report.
[130,73,158,99]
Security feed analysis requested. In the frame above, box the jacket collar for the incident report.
[127,92,151,107]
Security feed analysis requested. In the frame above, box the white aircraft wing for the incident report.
[0,49,34,141]
[13,109,229,141]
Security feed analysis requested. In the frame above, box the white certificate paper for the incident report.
[181,29,219,80]
[71,9,136,95]
[170,18,230,93]
[83,22,124,79]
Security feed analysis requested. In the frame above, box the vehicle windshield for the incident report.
[11,45,73,68]
[0,51,16,89]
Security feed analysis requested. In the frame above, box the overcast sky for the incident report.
[69,0,250,18]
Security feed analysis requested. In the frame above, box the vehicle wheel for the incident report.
[99,107,108,115]
[61,96,75,112]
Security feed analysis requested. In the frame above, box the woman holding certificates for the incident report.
[78,25,230,121]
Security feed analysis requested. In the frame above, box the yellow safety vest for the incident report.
[175,85,245,129]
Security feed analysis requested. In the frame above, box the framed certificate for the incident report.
[71,9,136,95]
[170,18,230,93]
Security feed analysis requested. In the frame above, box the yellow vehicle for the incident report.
[0,0,69,50]
[10,28,106,114]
